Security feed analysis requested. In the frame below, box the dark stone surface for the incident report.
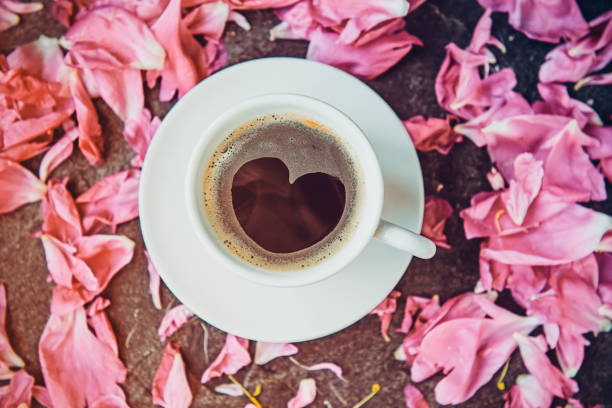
[1,0,611,407]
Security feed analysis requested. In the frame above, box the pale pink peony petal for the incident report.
[0,370,35,406]
[147,0,208,101]
[422,196,453,249]
[225,0,299,10]
[306,20,421,80]
[0,5,19,32]
[503,374,554,408]
[7,35,70,85]
[184,1,230,39]
[575,72,612,89]
[47,234,135,314]
[308,0,409,45]
[152,343,193,408]
[123,108,161,168]
[418,307,540,405]
[555,327,589,378]
[69,70,104,166]
[41,178,82,242]
[586,125,612,183]
[514,333,578,399]
[39,233,91,288]
[596,253,612,307]
[370,290,401,342]
[90,394,130,408]
[0,159,46,213]
[201,334,251,383]
[254,342,298,365]
[397,295,440,334]
[158,305,194,342]
[63,7,165,70]
[533,83,602,128]
[31,385,54,408]
[481,203,612,265]
[287,378,316,408]
[301,361,344,381]
[87,297,119,356]
[271,1,316,41]
[402,115,461,154]
[214,383,243,396]
[1,0,43,14]
[39,305,128,407]
[403,384,430,408]
[76,169,140,234]
[500,153,543,226]
[477,0,588,43]
[39,127,78,182]
[144,250,162,310]
[468,9,505,54]
[0,284,25,374]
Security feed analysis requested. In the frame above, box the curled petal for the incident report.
[306,20,421,80]
[39,127,78,182]
[403,384,430,408]
[271,1,316,41]
[152,343,193,408]
[503,374,554,408]
[403,115,461,155]
[158,305,194,342]
[533,83,602,128]
[514,333,578,399]
[42,178,82,242]
[69,70,103,166]
[0,159,46,214]
[422,196,453,249]
[201,334,251,383]
[144,250,162,310]
[501,153,543,226]
[370,290,401,341]
[287,378,316,408]
[0,370,35,406]
[76,169,140,234]
[254,341,298,365]
[0,284,25,372]
[123,108,161,168]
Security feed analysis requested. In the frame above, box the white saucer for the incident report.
[139,58,424,342]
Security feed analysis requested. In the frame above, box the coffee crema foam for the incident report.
[202,113,364,271]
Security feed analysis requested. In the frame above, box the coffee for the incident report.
[202,113,363,270]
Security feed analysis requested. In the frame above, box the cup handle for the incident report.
[374,219,436,259]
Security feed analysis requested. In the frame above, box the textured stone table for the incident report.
[1,0,611,407]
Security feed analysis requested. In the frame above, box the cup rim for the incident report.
[185,93,384,287]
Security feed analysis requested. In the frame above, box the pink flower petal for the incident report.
[422,196,453,249]
[152,343,193,408]
[201,334,251,383]
[306,20,421,80]
[144,250,162,310]
[39,305,128,407]
[224,0,299,10]
[418,307,540,405]
[0,5,19,32]
[370,290,401,342]
[184,1,230,39]
[503,374,554,408]
[271,1,317,41]
[500,153,543,226]
[478,0,588,43]
[90,394,130,408]
[487,167,505,191]
[397,295,440,334]
[87,297,119,356]
[147,0,207,101]
[301,361,344,381]
[69,70,103,166]
[39,127,78,182]
[402,115,461,154]
[7,35,70,85]
[514,333,578,399]
[64,7,165,70]
[481,203,612,265]
[0,159,46,214]
[403,384,430,408]
[123,108,161,168]
[47,234,135,315]
[586,125,612,183]
[468,9,505,55]
[158,305,194,342]
[254,342,298,365]
[0,370,35,406]
[539,10,612,83]
[596,252,612,307]
[556,327,589,378]
[1,0,42,14]
[309,0,409,45]
[533,83,602,128]
[42,178,82,242]
[214,383,243,396]
[76,169,140,234]
[39,233,92,288]
[575,72,612,89]
[287,378,316,408]
[0,284,25,373]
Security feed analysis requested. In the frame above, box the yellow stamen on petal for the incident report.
[494,209,505,233]
[353,384,381,408]
[497,358,511,391]
[228,374,262,408]
[253,384,262,397]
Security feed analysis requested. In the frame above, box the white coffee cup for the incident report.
[185,93,435,287]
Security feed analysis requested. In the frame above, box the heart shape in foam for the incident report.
[231,157,346,253]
